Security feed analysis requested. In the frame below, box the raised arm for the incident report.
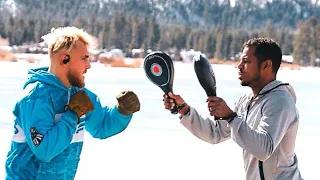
[84,90,140,139]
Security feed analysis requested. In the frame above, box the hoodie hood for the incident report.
[23,67,69,92]
[258,80,288,95]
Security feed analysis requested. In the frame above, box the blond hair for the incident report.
[41,26,93,55]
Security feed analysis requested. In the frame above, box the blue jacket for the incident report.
[5,67,133,180]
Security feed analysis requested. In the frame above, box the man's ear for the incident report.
[263,60,272,70]
[60,54,70,65]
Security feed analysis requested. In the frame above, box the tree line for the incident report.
[0,0,319,66]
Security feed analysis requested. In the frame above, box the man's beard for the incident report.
[240,72,261,87]
[67,70,85,88]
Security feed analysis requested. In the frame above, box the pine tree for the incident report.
[129,16,139,50]
[215,28,225,60]
[293,20,311,65]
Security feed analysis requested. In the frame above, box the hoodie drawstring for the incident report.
[67,89,71,104]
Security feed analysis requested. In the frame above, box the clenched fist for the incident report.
[116,91,140,116]
[66,90,95,118]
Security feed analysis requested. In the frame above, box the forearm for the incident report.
[85,105,132,139]
[180,107,231,144]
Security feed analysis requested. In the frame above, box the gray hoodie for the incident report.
[180,80,303,180]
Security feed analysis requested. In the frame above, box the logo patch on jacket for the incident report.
[30,127,44,147]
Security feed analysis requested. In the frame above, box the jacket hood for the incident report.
[23,67,68,91]
[258,80,288,95]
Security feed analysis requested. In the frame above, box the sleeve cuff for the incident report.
[112,105,133,119]
[227,116,241,128]
[179,106,193,120]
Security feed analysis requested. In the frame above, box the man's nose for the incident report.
[237,61,243,70]
[86,60,91,69]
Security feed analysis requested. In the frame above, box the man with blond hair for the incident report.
[5,26,140,179]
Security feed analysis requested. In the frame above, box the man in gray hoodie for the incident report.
[163,38,303,180]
